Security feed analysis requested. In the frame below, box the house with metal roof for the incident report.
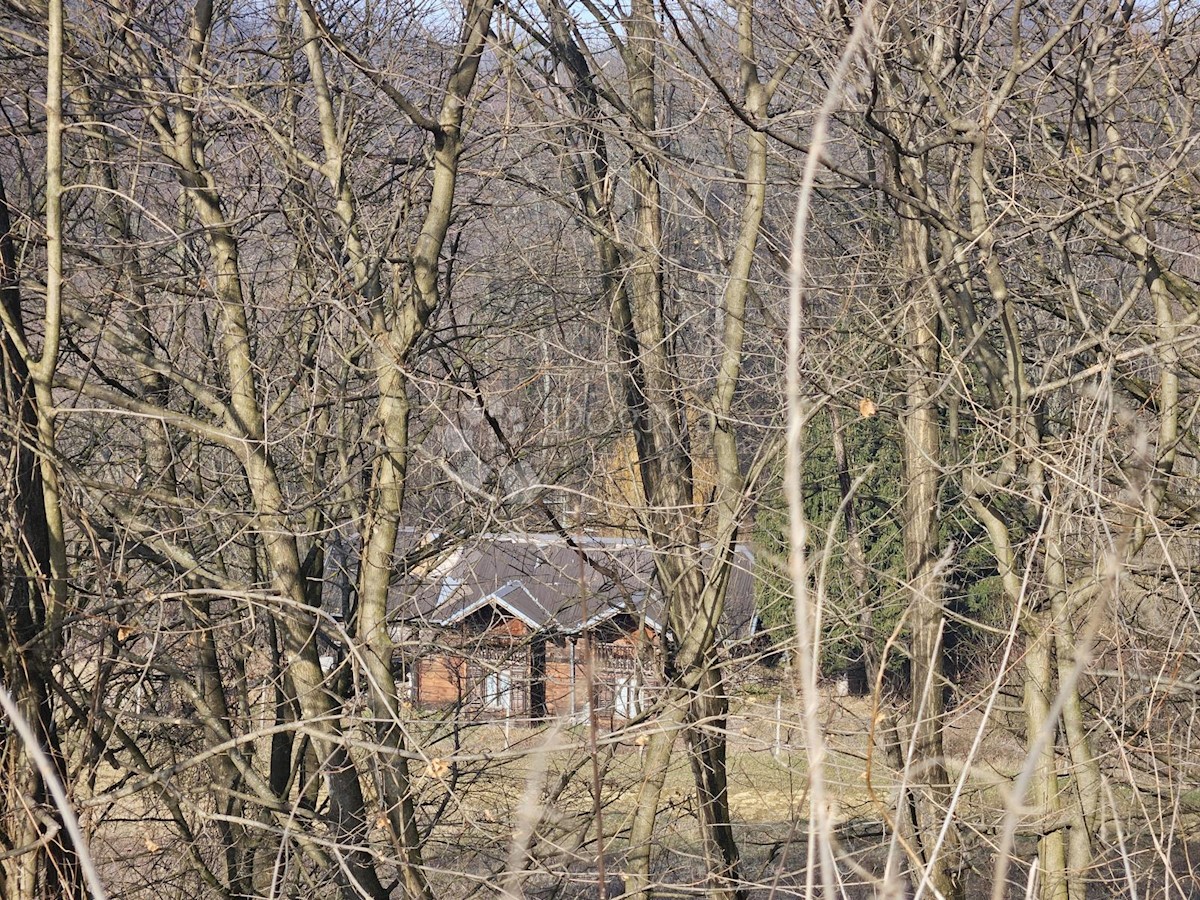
[386,533,759,723]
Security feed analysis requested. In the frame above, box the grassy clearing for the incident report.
[403,690,1045,850]
[404,695,898,833]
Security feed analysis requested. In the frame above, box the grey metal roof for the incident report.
[391,534,759,643]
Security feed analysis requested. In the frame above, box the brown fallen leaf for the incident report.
[858,397,877,418]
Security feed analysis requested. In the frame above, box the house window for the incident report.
[483,669,513,712]
[614,674,644,719]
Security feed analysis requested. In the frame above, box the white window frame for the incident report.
[614,673,645,719]
[483,669,513,712]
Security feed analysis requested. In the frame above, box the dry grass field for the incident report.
[379,691,1049,897]
[80,688,1198,899]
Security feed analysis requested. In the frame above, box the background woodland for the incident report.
[3,0,1200,898]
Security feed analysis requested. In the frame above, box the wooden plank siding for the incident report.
[401,622,658,725]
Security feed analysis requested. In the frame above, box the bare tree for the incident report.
[3,1,1200,899]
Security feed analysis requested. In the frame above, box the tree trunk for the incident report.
[0,174,81,900]
[898,209,961,900]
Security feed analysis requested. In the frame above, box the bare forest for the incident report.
[3,0,1200,898]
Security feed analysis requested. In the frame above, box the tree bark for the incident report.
[0,171,81,900]
[897,206,962,900]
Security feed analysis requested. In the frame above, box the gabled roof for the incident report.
[391,533,758,643]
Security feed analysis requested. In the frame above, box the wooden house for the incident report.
[387,534,759,724]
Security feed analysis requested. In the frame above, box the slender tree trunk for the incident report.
[830,407,876,690]
[898,209,961,900]
[0,175,80,900]
[0,3,78,887]
[687,663,742,896]
[296,3,494,896]
[1045,508,1100,900]
[1025,617,1068,900]
[625,694,690,900]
